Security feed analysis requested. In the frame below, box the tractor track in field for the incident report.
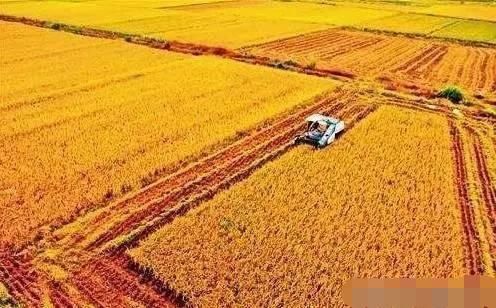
[0,251,41,307]
[449,121,484,275]
[51,90,351,251]
[83,93,364,252]
[72,253,181,308]
[1,89,375,307]
[471,132,496,271]
[64,101,375,308]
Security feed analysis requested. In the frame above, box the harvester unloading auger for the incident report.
[294,114,345,148]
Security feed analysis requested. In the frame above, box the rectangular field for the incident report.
[414,3,496,22]
[0,1,330,48]
[245,28,496,95]
[360,13,456,35]
[130,105,466,307]
[169,0,397,25]
[0,21,335,248]
[97,12,330,48]
[431,20,496,44]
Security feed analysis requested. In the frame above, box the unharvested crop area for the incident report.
[246,28,496,95]
[1,0,496,306]
[0,21,335,247]
[130,106,466,306]
[2,0,494,48]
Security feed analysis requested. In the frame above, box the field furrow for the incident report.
[407,45,448,77]
[87,98,358,251]
[0,252,42,307]
[247,28,495,96]
[449,121,484,275]
[392,44,442,74]
[72,254,178,308]
[49,90,345,251]
[472,132,496,272]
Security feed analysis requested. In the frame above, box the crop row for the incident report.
[246,28,496,95]
[450,121,496,276]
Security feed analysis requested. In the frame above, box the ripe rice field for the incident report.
[245,28,496,95]
[98,13,330,48]
[0,21,335,247]
[129,105,468,306]
[1,0,496,306]
[2,0,495,46]
[413,3,496,22]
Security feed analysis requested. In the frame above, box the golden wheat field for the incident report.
[1,0,495,307]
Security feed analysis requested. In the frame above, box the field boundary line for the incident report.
[3,13,496,107]
[340,25,496,49]
[0,14,355,80]
[157,0,241,10]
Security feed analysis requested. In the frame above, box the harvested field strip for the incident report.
[0,252,41,307]
[336,39,422,75]
[449,121,484,275]
[87,97,365,251]
[247,27,496,94]
[237,29,353,53]
[1,19,338,248]
[50,89,348,251]
[72,253,179,307]
[46,281,79,308]
[413,45,448,77]
[395,45,448,76]
[319,37,381,60]
[468,128,496,274]
[391,44,443,73]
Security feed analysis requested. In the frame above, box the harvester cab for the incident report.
[294,114,345,148]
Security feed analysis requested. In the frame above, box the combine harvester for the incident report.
[295,114,345,148]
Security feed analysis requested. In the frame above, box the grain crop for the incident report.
[130,106,466,307]
[0,21,334,247]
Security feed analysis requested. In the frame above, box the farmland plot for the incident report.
[130,106,466,307]
[98,12,329,48]
[169,0,397,26]
[0,1,329,48]
[360,13,456,35]
[0,1,170,25]
[431,20,496,44]
[245,28,496,95]
[0,22,335,248]
[414,4,496,22]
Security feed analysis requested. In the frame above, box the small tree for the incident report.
[438,86,464,104]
